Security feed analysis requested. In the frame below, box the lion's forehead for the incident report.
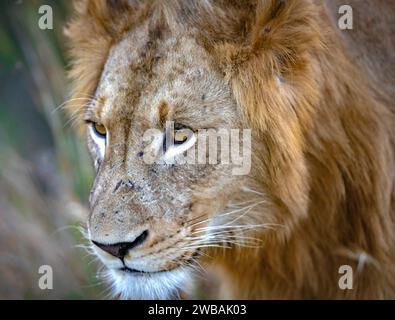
[94,27,236,126]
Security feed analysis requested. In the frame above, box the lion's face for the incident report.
[86,20,252,299]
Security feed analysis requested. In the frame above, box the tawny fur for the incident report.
[65,0,395,299]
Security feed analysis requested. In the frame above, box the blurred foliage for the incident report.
[0,0,103,299]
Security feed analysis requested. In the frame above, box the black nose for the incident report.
[92,230,149,259]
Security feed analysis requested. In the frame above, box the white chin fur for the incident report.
[106,268,190,300]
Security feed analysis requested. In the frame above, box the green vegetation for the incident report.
[0,0,103,299]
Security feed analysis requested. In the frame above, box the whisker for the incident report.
[194,223,279,233]
[52,97,96,115]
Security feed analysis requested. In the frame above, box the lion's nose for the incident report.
[92,230,149,259]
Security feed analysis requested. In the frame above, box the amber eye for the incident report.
[163,124,194,153]
[173,128,191,145]
[92,122,107,138]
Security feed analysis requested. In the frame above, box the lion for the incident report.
[65,0,395,299]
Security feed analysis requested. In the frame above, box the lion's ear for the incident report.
[72,0,133,14]
[64,0,137,38]
[196,0,321,65]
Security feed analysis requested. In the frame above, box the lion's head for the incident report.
[82,17,249,299]
[67,0,264,299]
[66,0,395,299]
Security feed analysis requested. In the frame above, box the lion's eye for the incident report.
[92,122,107,138]
[162,124,196,161]
[88,122,107,159]
[173,128,191,145]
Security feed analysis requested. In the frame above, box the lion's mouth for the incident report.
[119,266,174,274]
[117,249,201,275]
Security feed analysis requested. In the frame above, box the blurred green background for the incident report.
[0,0,104,299]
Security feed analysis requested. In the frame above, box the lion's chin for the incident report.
[107,267,190,300]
